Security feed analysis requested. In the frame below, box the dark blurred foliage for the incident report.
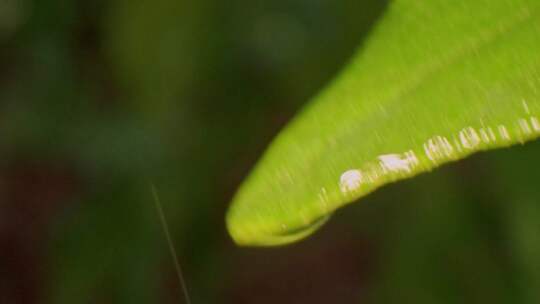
[1,0,540,303]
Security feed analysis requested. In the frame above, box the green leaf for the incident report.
[226,0,540,246]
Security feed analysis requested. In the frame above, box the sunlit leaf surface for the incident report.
[227,0,540,246]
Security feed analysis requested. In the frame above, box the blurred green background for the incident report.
[1,0,540,303]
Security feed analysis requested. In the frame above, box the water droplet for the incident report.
[479,128,490,143]
[424,136,454,162]
[498,125,510,140]
[531,117,540,132]
[488,127,497,141]
[378,150,419,173]
[339,169,363,193]
[518,118,532,135]
[459,127,481,149]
